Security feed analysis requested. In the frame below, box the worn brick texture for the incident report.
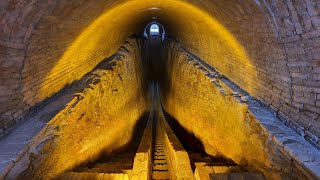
[253,0,320,148]
[0,0,319,149]
[166,0,320,149]
[0,0,133,136]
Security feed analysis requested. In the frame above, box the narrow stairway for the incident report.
[152,119,169,180]
[57,83,265,180]
[57,146,136,179]
[163,110,266,180]
[72,152,135,174]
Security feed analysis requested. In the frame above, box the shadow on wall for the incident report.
[163,110,238,171]
[61,111,150,175]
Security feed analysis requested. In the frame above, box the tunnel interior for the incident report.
[68,22,240,176]
[0,0,320,179]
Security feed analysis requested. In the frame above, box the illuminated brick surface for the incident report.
[0,0,319,157]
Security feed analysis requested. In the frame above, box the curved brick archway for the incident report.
[0,0,319,178]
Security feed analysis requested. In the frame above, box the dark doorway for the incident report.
[143,21,165,82]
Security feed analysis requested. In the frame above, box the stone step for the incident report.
[75,167,125,174]
[94,163,133,169]
[211,166,242,173]
[195,165,265,180]
[152,171,170,180]
[105,156,134,163]
[189,153,224,162]
[197,165,242,172]
[154,150,164,153]
[76,163,133,173]
[115,153,136,158]
[152,129,169,179]
[153,154,165,157]
[153,164,168,171]
[209,173,265,180]
[189,153,229,167]
[57,172,128,180]
[154,159,167,164]
[154,152,164,155]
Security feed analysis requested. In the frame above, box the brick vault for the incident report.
[0,0,319,179]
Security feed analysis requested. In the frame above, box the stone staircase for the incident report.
[190,153,265,180]
[58,172,128,179]
[57,152,135,179]
[209,173,265,180]
[74,153,135,174]
[152,134,169,179]
[189,153,236,168]
[57,84,266,180]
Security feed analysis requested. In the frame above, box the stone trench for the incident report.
[0,0,320,180]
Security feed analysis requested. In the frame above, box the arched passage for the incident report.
[20,0,257,107]
[144,21,166,40]
[0,0,278,125]
[0,0,319,179]
[149,24,159,36]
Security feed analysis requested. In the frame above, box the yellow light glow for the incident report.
[37,0,255,102]
[25,0,258,177]
[20,39,147,178]
[162,43,274,178]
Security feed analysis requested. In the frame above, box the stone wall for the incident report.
[0,0,62,137]
[0,0,146,138]
[5,38,147,179]
[161,41,318,179]
[167,0,320,149]
[255,0,320,150]
[0,0,319,149]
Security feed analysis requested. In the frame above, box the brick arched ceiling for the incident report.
[1,0,319,148]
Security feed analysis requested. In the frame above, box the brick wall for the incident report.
[161,40,316,179]
[165,0,320,148]
[21,0,123,106]
[0,0,319,148]
[0,0,61,136]
[6,38,147,178]
[255,0,320,148]
[0,0,144,137]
